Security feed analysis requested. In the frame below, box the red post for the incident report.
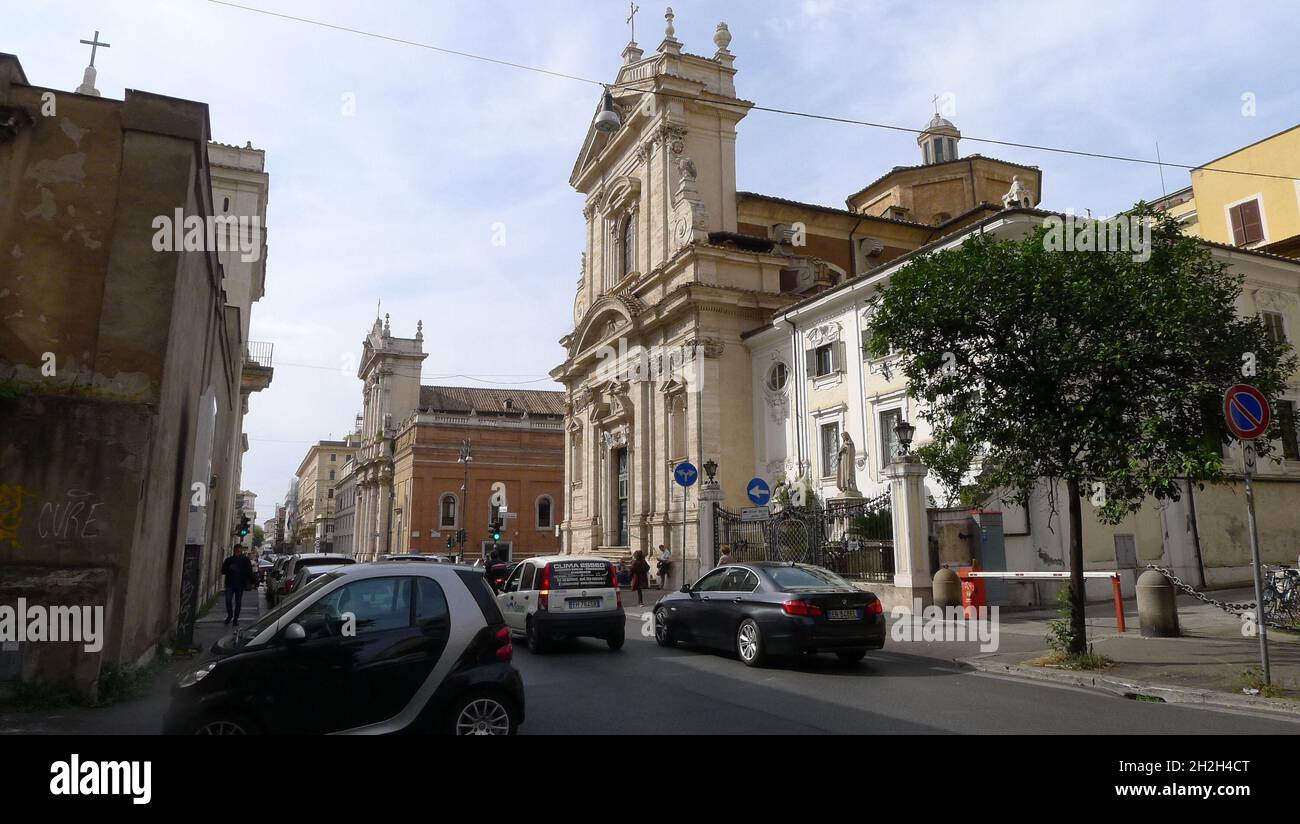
[1112,574,1126,633]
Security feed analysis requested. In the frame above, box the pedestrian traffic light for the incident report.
[237,514,250,538]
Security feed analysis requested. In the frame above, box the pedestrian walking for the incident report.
[221,544,256,626]
[655,544,673,589]
[630,550,651,606]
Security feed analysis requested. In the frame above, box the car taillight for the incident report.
[867,599,883,616]
[538,564,551,610]
[782,599,823,617]
[494,625,512,662]
[283,578,296,593]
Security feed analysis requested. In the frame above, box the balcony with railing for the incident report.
[242,340,274,393]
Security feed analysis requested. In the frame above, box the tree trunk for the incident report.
[1065,477,1087,656]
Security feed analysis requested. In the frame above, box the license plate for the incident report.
[827,609,860,621]
[568,598,601,609]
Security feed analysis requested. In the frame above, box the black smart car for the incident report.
[165,563,524,735]
[652,562,885,666]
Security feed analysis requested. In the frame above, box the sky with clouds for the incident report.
[8,0,1299,520]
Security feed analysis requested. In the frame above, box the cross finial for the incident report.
[80,30,110,67]
[932,94,941,115]
[627,2,640,43]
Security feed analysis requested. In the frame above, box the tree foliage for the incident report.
[866,205,1295,653]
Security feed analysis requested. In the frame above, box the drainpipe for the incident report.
[847,215,864,279]
[1186,478,1207,588]
[784,317,805,474]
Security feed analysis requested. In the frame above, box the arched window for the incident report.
[440,494,458,528]
[536,495,554,529]
[621,213,637,278]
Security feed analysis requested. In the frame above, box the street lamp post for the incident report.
[457,439,472,562]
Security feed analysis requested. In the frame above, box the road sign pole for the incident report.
[1244,443,1271,685]
[681,483,688,581]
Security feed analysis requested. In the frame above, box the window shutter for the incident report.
[1229,205,1246,246]
[834,341,846,372]
[806,348,818,377]
[1240,199,1264,244]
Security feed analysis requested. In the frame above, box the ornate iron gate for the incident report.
[714,490,893,582]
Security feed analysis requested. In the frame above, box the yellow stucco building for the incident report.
[1155,124,1300,258]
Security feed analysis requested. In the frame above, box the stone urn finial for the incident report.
[713,22,732,52]
[665,7,675,39]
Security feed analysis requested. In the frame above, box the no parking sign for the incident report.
[1223,384,1271,440]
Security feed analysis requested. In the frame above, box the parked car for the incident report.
[276,553,356,603]
[652,562,885,667]
[256,558,273,585]
[164,562,523,735]
[265,556,294,607]
[497,556,624,653]
[289,563,349,594]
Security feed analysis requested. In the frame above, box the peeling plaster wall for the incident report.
[0,60,242,690]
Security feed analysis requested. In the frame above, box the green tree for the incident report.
[252,524,265,549]
[865,206,1294,656]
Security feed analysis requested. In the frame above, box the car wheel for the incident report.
[653,608,675,647]
[526,617,546,654]
[192,711,260,735]
[736,619,766,667]
[446,689,517,736]
[836,649,868,664]
[607,630,625,651]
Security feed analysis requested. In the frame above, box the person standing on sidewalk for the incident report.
[630,550,651,606]
[221,544,255,626]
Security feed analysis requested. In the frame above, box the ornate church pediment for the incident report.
[568,294,648,357]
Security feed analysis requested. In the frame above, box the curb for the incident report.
[959,656,1300,718]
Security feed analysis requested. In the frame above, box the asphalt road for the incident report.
[513,613,1300,735]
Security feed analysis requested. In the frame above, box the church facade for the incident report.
[349,316,565,562]
[551,13,1038,585]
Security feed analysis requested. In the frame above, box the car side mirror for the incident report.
[283,622,307,643]
[680,584,692,594]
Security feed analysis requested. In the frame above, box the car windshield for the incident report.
[236,572,343,644]
[766,564,854,591]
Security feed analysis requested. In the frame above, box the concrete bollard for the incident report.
[1136,569,1180,638]
[932,566,962,609]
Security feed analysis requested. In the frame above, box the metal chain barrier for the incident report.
[1144,564,1300,631]
[1143,564,1256,614]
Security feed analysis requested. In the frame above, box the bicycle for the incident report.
[1262,565,1300,627]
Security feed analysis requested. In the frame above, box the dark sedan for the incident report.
[652,562,885,667]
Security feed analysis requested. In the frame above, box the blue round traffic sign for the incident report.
[1224,384,1270,440]
[746,477,770,506]
[674,462,698,487]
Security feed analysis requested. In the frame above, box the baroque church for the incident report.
[552,11,1040,582]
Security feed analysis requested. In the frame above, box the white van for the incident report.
[497,555,625,653]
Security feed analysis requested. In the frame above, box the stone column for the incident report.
[696,480,724,585]
[885,459,931,611]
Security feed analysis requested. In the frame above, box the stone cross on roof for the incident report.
[626,1,640,43]
[80,30,110,67]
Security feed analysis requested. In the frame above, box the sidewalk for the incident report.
[0,586,265,734]
[953,588,1300,716]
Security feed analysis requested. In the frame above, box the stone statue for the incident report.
[678,156,697,182]
[836,432,861,496]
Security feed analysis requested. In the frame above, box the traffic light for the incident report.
[237,514,250,538]
[446,536,454,550]
[490,520,502,542]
